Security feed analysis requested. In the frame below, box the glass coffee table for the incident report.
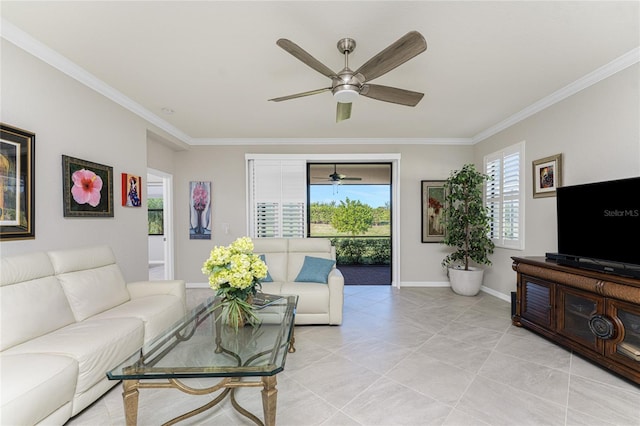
[107,294,297,426]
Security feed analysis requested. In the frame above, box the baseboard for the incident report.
[480,285,511,302]
[400,281,511,302]
[400,281,450,288]
[188,281,512,302]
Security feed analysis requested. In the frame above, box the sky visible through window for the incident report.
[310,184,390,207]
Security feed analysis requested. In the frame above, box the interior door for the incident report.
[147,169,174,280]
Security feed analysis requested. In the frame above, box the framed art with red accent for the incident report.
[122,173,142,207]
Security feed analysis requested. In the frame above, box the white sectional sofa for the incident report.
[0,245,186,426]
[252,238,344,325]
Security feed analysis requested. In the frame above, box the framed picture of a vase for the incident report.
[189,181,211,240]
[0,124,35,240]
[62,155,113,217]
[421,180,446,243]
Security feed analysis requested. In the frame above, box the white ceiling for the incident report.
[1,1,639,145]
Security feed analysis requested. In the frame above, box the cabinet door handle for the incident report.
[588,315,615,340]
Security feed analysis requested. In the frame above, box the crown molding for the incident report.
[0,18,192,145]
[189,137,473,146]
[472,47,640,144]
[3,17,637,147]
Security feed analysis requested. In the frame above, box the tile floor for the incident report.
[68,286,640,426]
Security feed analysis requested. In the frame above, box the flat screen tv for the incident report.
[548,176,640,278]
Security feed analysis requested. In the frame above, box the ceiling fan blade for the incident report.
[276,39,337,79]
[355,31,427,82]
[361,84,424,106]
[341,177,362,181]
[336,102,352,122]
[268,87,331,102]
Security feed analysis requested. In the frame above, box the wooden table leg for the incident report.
[122,379,140,426]
[261,375,277,426]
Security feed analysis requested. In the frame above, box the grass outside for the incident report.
[310,223,391,237]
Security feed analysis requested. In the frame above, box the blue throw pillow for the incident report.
[259,254,273,282]
[294,256,335,284]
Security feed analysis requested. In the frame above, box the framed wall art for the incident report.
[421,180,446,243]
[62,155,114,217]
[0,124,35,240]
[122,173,142,207]
[532,153,562,198]
[189,181,211,240]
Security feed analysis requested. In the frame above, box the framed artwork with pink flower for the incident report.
[62,155,113,217]
[189,181,211,240]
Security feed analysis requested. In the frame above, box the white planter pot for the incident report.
[448,267,484,296]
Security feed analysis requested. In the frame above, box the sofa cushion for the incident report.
[47,245,117,274]
[259,254,274,282]
[253,239,289,282]
[48,245,131,321]
[294,256,336,284]
[0,252,76,351]
[281,282,330,314]
[4,318,143,395]
[0,354,77,426]
[91,294,185,343]
[252,238,289,253]
[1,275,76,351]
[287,238,333,253]
[0,251,54,286]
[286,238,335,281]
[56,265,130,321]
[259,281,283,295]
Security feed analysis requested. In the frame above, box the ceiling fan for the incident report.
[268,31,427,122]
[313,164,362,184]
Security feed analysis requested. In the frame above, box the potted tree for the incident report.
[441,164,495,296]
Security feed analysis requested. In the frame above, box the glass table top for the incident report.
[107,293,297,380]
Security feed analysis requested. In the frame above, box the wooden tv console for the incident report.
[512,256,640,385]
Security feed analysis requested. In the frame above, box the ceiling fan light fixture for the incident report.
[332,85,359,103]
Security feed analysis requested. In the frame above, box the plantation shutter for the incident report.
[484,143,524,249]
[502,151,521,246]
[249,159,306,238]
[485,157,501,242]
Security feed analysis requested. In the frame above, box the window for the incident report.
[148,198,164,235]
[147,180,164,235]
[484,142,524,249]
[248,159,306,238]
[307,163,391,237]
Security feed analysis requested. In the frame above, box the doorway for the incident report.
[147,168,174,280]
[307,163,392,285]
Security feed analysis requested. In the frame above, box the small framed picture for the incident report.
[421,180,446,243]
[62,155,114,217]
[532,153,562,198]
[189,181,211,240]
[1,124,35,240]
[122,173,142,207]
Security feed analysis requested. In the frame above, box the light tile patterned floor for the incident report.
[68,286,640,426]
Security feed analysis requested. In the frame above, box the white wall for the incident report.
[0,40,179,282]
[474,63,640,296]
[3,36,637,299]
[171,143,473,285]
